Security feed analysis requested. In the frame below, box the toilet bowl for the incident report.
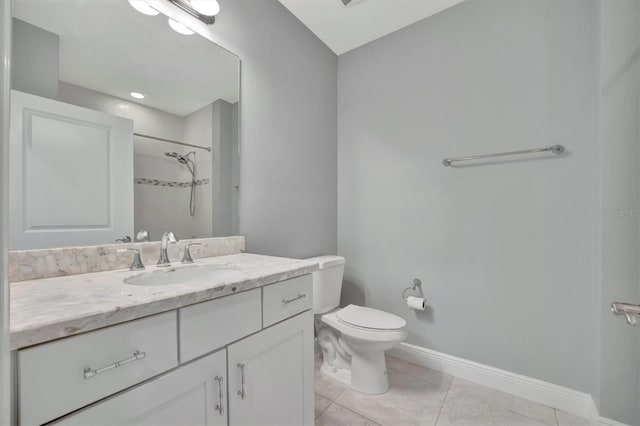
[320,304,407,394]
[307,255,408,395]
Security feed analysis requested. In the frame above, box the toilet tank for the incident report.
[305,255,345,314]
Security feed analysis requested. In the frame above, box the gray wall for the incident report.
[212,99,235,237]
[199,0,338,258]
[597,1,640,423]
[338,0,598,397]
[11,18,58,99]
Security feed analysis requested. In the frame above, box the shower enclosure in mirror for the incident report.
[9,0,240,250]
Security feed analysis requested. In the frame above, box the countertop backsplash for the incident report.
[9,236,245,282]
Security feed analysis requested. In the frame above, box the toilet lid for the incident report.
[337,305,407,330]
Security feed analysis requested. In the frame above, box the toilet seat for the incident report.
[336,305,406,331]
[321,305,408,344]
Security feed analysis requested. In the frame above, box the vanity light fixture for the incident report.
[168,18,195,35]
[167,0,219,24]
[130,91,146,99]
[189,0,220,17]
[127,0,160,16]
[129,0,218,35]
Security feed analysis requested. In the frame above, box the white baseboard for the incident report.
[598,416,631,426]
[387,342,617,425]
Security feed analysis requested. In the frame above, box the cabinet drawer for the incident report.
[53,349,227,426]
[18,311,178,426]
[179,288,261,362]
[262,275,313,327]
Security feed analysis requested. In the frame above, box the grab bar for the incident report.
[442,145,565,167]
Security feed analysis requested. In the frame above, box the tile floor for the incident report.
[314,355,594,426]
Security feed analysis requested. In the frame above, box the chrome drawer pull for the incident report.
[214,376,224,415]
[83,350,146,379]
[282,293,306,305]
[237,363,246,400]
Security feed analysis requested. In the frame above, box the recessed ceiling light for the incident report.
[130,92,146,99]
[127,0,159,16]
[189,0,220,16]
[168,18,195,35]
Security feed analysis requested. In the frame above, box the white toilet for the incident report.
[307,255,408,395]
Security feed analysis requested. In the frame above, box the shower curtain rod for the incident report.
[134,132,212,152]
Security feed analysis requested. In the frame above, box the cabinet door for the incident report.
[54,350,228,426]
[228,311,314,426]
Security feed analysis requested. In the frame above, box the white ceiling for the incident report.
[278,0,467,55]
[13,0,239,117]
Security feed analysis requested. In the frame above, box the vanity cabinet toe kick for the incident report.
[15,274,314,426]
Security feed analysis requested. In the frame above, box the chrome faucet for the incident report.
[157,231,178,267]
[117,248,145,271]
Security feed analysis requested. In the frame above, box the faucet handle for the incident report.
[117,248,145,271]
[182,242,202,264]
[164,231,178,243]
[135,229,150,242]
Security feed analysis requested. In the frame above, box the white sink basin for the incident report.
[124,264,243,286]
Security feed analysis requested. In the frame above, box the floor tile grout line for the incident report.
[331,400,382,425]
[433,375,453,426]
[315,388,345,403]
[497,405,558,426]
[315,400,331,420]
[332,387,346,402]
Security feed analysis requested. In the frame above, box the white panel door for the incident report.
[54,349,228,426]
[10,90,133,249]
[228,311,314,426]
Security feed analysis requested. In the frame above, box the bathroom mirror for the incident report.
[9,0,240,250]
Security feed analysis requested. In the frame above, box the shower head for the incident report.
[165,151,188,164]
[165,151,196,177]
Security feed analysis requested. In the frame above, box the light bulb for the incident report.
[130,92,146,99]
[128,0,159,16]
[189,0,220,16]
[168,18,195,35]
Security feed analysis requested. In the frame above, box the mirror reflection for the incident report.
[9,0,240,250]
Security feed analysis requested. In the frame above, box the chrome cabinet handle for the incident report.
[83,350,146,379]
[214,376,224,415]
[237,363,246,400]
[282,293,306,305]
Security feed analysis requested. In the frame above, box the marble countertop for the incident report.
[10,253,319,350]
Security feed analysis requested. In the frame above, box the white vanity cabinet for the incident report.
[16,274,314,426]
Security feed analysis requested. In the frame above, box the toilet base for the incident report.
[349,350,389,394]
[319,351,390,395]
[320,361,351,386]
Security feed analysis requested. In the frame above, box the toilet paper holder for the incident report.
[402,278,422,301]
